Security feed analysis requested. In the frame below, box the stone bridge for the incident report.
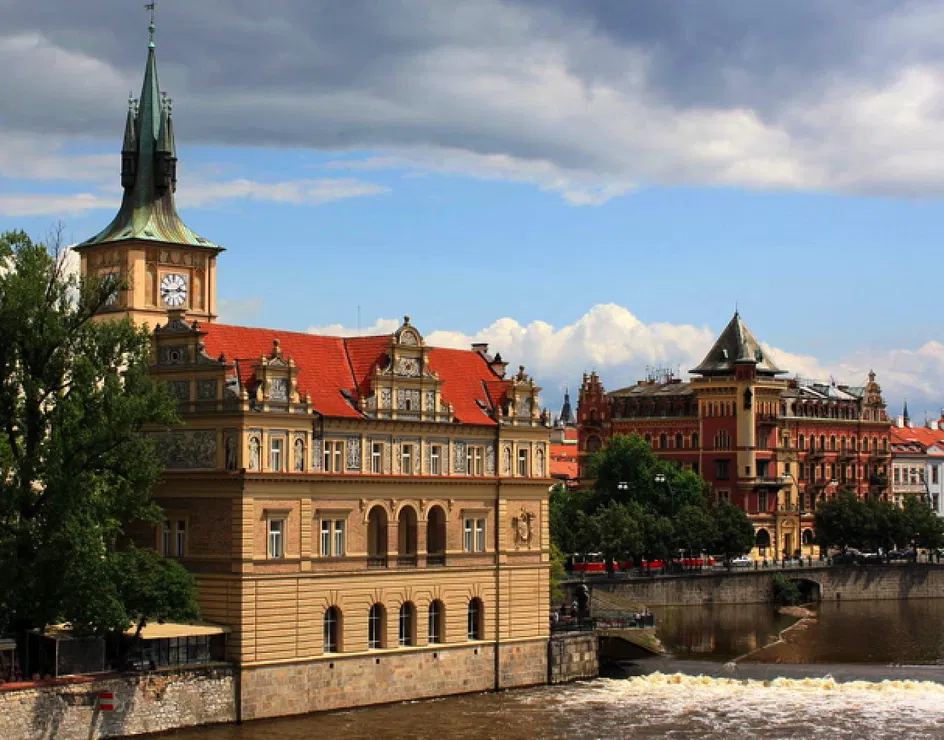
[572,564,944,607]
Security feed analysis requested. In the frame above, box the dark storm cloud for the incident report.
[2,1,944,196]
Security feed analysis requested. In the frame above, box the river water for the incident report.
[169,600,944,740]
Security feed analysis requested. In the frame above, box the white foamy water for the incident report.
[556,674,944,739]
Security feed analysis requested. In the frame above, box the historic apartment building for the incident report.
[577,313,892,559]
[74,27,552,720]
[890,409,944,516]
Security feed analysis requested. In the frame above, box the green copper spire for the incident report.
[78,12,220,251]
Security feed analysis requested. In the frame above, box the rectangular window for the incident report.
[162,520,172,556]
[715,460,730,480]
[758,492,768,512]
[321,519,331,556]
[401,444,413,475]
[517,449,529,477]
[268,519,284,559]
[466,446,484,475]
[934,467,940,485]
[324,441,344,473]
[717,489,730,503]
[464,519,474,552]
[430,445,441,475]
[271,438,283,472]
[333,520,345,556]
[475,519,485,552]
[175,520,186,556]
[371,442,383,474]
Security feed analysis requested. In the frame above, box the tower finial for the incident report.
[145,3,157,49]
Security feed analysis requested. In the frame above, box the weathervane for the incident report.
[145,3,156,48]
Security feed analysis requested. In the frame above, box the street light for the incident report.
[617,481,629,492]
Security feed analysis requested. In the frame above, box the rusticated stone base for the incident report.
[548,633,599,684]
[240,639,548,721]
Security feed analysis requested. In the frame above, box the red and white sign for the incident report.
[97,691,117,712]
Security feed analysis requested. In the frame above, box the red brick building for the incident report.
[577,313,892,558]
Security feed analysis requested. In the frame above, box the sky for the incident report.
[1,0,943,419]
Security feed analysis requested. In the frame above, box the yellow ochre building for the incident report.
[75,25,552,719]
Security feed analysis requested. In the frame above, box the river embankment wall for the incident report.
[0,664,235,740]
[548,633,598,684]
[581,565,944,607]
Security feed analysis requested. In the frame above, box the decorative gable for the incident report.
[361,317,454,422]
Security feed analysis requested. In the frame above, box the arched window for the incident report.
[428,600,444,645]
[426,506,447,566]
[368,603,386,649]
[830,436,836,451]
[675,433,684,450]
[755,528,771,548]
[467,598,484,641]
[691,433,699,449]
[398,506,418,566]
[324,606,341,653]
[399,602,415,647]
[802,529,815,546]
[368,506,388,567]
[659,434,668,449]
[819,435,826,451]
[864,437,871,452]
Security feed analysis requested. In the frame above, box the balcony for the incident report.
[808,449,826,460]
[838,450,856,462]
[396,555,418,568]
[870,451,891,461]
[753,476,786,490]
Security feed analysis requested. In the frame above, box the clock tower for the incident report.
[75,16,222,326]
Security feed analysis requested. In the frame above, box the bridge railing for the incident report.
[550,614,655,634]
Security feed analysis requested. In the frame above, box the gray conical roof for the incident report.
[690,312,784,377]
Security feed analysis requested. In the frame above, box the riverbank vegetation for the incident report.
[551,434,755,572]
[814,491,944,557]
[0,229,200,639]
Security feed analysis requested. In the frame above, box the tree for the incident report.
[674,504,717,567]
[814,491,865,554]
[901,496,944,551]
[0,229,196,637]
[549,483,582,555]
[577,502,644,576]
[710,501,755,564]
[113,547,200,638]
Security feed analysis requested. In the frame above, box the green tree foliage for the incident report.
[554,434,754,569]
[0,229,198,636]
[771,572,802,607]
[814,491,944,555]
[710,501,756,564]
[548,542,569,603]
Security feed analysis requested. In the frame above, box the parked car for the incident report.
[832,551,859,565]
[887,549,917,562]
[857,551,883,564]
[730,556,753,568]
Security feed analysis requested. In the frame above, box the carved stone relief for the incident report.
[502,445,512,476]
[248,433,261,472]
[395,357,420,377]
[269,378,289,402]
[311,438,324,472]
[512,508,536,549]
[397,389,420,411]
[425,390,436,412]
[167,380,190,401]
[536,445,546,477]
[485,445,496,476]
[197,379,218,400]
[223,430,238,471]
[294,436,306,472]
[380,388,392,409]
[160,345,189,366]
[153,430,217,470]
[454,441,467,474]
[345,436,362,471]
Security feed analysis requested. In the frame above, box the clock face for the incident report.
[160,273,188,307]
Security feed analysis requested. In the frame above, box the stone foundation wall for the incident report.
[241,639,547,720]
[0,665,235,740]
[548,634,598,684]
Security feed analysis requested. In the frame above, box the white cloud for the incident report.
[307,303,943,415]
[0,192,118,217]
[218,297,264,325]
[178,177,390,208]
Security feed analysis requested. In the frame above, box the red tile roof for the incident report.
[201,323,504,425]
[550,442,579,481]
[891,426,944,455]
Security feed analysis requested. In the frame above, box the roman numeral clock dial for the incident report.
[160,273,188,308]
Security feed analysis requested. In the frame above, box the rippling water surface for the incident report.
[169,600,944,739]
[172,674,944,740]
